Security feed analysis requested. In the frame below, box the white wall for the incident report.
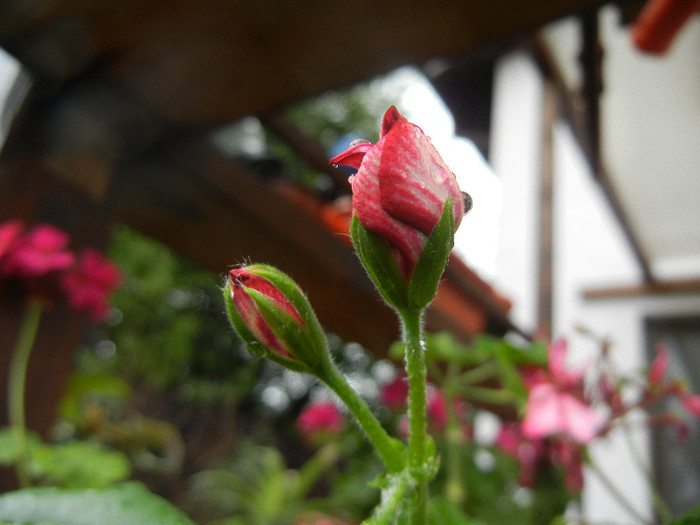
[491,50,700,524]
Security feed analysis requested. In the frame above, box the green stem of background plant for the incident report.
[400,307,428,524]
[587,453,651,525]
[7,300,43,488]
[321,365,404,473]
[444,363,466,506]
[620,421,673,523]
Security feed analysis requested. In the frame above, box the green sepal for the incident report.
[407,199,455,309]
[223,265,330,376]
[246,286,327,375]
[245,264,328,360]
[350,214,409,310]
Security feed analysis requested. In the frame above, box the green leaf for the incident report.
[0,427,41,465]
[427,496,486,525]
[350,215,409,310]
[0,482,196,525]
[408,200,455,309]
[30,441,131,488]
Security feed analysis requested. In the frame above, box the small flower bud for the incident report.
[224,264,329,375]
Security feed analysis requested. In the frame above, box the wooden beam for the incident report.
[531,24,657,284]
[584,278,700,299]
[536,80,557,339]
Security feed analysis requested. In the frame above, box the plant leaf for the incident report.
[0,482,196,525]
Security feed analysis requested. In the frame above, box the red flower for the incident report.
[61,248,122,321]
[330,106,466,277]
[228,267,305,359]
[1,223,74,277]
[297,401,345,442]
[0,219,24,262]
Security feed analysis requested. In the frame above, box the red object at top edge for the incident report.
[631,0,700,54]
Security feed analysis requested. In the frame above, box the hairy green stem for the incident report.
[400,308,428,524]
[7,300,42,488]
[321,365,404,473]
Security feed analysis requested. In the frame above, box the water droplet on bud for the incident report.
[463,192,473,214]
[349,138,371,147]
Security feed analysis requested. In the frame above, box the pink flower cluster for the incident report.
[0,219,122,321]
[497,421,584,491]
[498,338,700,492]
[521,340,604,444]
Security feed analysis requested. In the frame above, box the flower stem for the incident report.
[587,454,652,525]
[444,363,466,506]
[321,365,404,473]
[400,308,428,524]
[620,420,673,523]
[7,300,42,488]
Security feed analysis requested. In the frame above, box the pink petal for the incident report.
[329,141,373,170]
[522,383,603,444]
[647,344,669,385]
[681,394,700,417]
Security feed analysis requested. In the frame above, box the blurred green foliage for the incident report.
[83,225,258,401]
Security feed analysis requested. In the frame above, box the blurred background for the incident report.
[1,1,699,523]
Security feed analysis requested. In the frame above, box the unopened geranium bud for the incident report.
[331,106,468,310]
[224,264,329,375]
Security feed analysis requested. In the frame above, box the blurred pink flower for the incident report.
[522,383,603,444]
[297,401,345,442]
[1,223,74,277]
[426,387,449,433]
[379,374,409,410]
[0,219,24,261]
[496,422,546,487]
[681,393,700,416]
[521,340,604,444]
[647,344,669,386]
[551,440,584,492]
[61,248,122,321]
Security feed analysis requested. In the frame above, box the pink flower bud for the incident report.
[228,267,304,359]
[330,106,466,277]
[522,383,604,444]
